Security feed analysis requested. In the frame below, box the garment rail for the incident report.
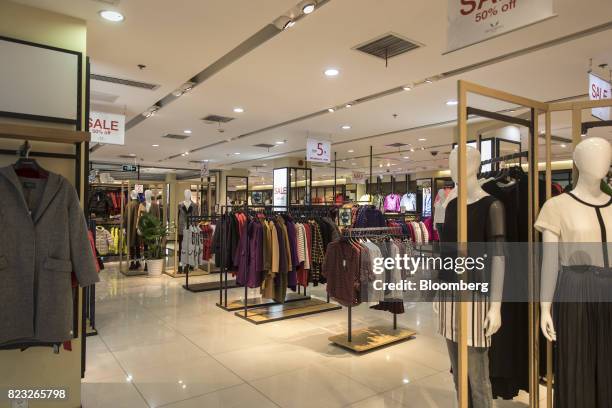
[217,205,342,323]
[182,214,229,292]
[328,226,417,353]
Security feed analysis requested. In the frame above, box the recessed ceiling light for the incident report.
[560,144,567,148]
[424,79,433,84]
[342,159,346,162]
[324,68,340,77]
[446,100,458,106]
[233,107,244,113]
[410,148,415,152]
[275,141,285,144]
[386,163,391,167]
[403,156,410,159]
[347,149,354,153]
[421,147,425,150]
[328,108,335,113]
[99,10,124,22]
[152,144,159,147]
[403,86,412,91]
[234,152,241,155]
[418,138,426,141]
[262,163,267,166]
[183,129,192,134]
[345,103,353,108]
[351,162,356,165]
[379,163,383,168]
[341,125,351,130]
[184,151,189,155]
[128,153,136,157]
[283,19,296,29]
[302,2,316,14]
[581,133,587,137]
[181,153,186,157]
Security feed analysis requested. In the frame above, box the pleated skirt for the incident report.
[553,266,612,408]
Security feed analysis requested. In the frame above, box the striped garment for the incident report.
[437,290,491,348]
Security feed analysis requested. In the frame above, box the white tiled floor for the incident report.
[82,264,537,407]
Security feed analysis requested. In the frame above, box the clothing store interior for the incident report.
[1,1,612,407]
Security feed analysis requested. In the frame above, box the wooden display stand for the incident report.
[235,298,341,324]
[329,326,416,353]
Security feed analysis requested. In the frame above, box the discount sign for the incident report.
[589,73,611,121]
[447,0,554,52]
[306,138,331,163]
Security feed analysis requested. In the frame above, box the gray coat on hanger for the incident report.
[0,166,99,347]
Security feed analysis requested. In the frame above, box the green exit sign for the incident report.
[122,164,137,172]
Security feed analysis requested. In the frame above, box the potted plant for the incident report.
[138,213,168,276]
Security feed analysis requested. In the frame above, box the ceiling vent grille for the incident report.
[91,74,160,90]
[354,33,421,60]
[90,91,119,103]
[162,133,190,140]
[385,142,408,148]
[253,143,275,149]
[201,114,235,124]
[117,154,137,159]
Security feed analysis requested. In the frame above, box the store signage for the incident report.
[351,170,366,184]
[589,73,611,121]
[200,161,209,178]
[134,184,144,194]
[447,0,554,52]
[89,111,125,145]
[122,164,137,172]
[273,168,288,210]
[306,138,331,163]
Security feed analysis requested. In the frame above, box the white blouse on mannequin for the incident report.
[535,192,612,267]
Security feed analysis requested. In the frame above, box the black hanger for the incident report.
[13,141,49,179]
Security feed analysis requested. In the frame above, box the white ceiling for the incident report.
[15,0,612,180]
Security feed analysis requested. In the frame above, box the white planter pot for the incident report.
[146,259,164,276]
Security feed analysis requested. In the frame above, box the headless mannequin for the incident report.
[436,146,505,408]
[145,190,152,212]
[540,137,612,341]
[128,190,141,269]
[178,189,193,272]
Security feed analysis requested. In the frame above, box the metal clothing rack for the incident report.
[216,204,342,323]
[182,214,231,292]
[328,226,416,352]
[480,150,528,166]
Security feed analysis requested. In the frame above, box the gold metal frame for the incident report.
[457,80,547,408]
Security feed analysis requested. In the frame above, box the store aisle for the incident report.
[83,264,535,408]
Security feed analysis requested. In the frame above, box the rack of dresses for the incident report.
[214,205,342,323]
[326,226,417,352]
[182,215,237,293]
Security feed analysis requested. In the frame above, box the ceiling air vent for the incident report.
[162,133,190,140]
[201,114,235,124]
[385,142,408,148]
[90,91,119,103]
[253,143,275,149]
[117,154,137,159]
[91,74,160,90]
[354,33,421,61]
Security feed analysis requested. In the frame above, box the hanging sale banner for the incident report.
[351,170,367,184]
[306,138,331,163]
[200,161,210,178]
[446,0,554,52]
[589,73,611,121]
[89,111,125,145]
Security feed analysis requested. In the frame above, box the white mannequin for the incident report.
[434,146,504,337]
[540,137,612,341]
[183,189,192,208]
[130,189,138,200]
[144,190,153,212]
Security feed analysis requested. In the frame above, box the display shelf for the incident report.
[329,326,416,353]
[0,122,90,143]
[218,292,309,311]
[183,279,240,293]
[234,298,341,324]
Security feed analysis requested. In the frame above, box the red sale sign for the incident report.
[447,0,554,52]
[589,73,611,121]
[89,111,125,145]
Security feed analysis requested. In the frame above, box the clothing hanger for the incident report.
[13,141,49,179]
